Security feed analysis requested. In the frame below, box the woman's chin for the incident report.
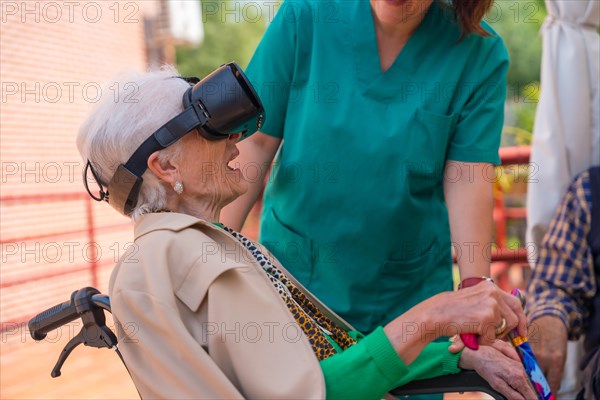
[234,181,249,197]
[373,0,429,23]
[224,172,248,200]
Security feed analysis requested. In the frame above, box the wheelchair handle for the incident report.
[28,290,79,340]
[28,287,110,341]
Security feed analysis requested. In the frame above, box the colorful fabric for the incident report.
[222,226,357,360]
[510,289,555,400]
[526,170,597,339]
[514,339,555,400]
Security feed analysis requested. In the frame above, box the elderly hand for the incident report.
[459,340,538,400]
[528,315,567,394]
[429,281,528,344]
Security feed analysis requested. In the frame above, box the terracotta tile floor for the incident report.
[1,319,138,399]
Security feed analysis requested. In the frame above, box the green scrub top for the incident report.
[246,0,509,333]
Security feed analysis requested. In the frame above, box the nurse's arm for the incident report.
[443,161,493,279]
[221,131,282,231]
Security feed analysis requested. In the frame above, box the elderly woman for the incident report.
[77,66,536,400]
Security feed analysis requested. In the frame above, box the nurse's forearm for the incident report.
[444,161,494,279]
[221,132,281,230]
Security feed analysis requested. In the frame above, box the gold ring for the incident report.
[495,318,507,337]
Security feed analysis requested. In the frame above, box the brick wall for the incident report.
[0,1,157,327]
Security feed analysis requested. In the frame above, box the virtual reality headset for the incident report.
[84,62,265,216]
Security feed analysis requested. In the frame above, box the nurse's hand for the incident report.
[459,340,538,400]
[384,282,527,365]
[426,281,528,345]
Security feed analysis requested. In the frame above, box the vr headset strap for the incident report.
[124,101,208,177]
[105,100,209,215]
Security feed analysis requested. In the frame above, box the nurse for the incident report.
[224,0,508,334]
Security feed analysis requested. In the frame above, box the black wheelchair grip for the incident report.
[28,291,79,341]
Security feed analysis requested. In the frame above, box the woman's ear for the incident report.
[147,151,179,186]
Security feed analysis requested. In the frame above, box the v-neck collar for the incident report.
[350,0,439,98]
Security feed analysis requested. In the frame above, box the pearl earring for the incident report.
[173,181,184,195]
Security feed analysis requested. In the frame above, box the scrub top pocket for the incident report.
[260,208,314,286]
[403,107,457,195]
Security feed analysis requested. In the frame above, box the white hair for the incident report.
[77,66,190,221]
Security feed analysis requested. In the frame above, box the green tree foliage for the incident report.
[486,0,547,145]
[487,0,547,91]
[176,0,268,78]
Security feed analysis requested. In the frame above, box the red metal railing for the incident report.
[492,146,531,290]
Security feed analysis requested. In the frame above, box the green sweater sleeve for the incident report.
[320,327,462,400]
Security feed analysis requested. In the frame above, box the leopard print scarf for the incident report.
[222,226,357,361]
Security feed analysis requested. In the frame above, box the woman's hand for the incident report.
[424,281,528,345]
[459,341,538,400]
[384,282,527,365]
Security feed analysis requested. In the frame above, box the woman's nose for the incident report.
[228,133,242,142]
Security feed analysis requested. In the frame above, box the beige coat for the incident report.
[109,212,354,399]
